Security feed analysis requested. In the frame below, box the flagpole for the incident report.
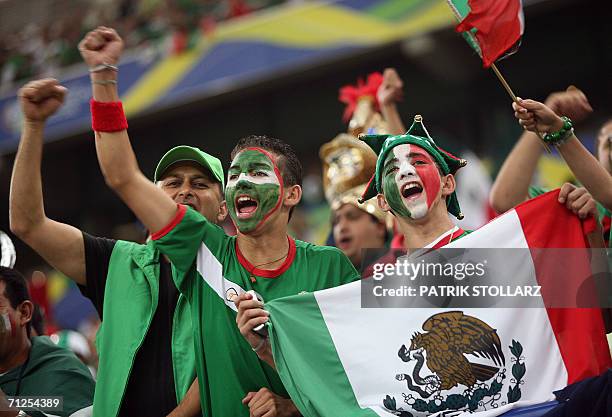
[490,63,517,101]
[489,63,550,152]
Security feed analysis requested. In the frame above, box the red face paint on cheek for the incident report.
[415,159,441,208]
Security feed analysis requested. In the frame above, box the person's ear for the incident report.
[440,174,456,198]
[17,301,33,327]
[284,185,302,209]
[377,194,392,213]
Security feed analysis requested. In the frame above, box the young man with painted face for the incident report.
[360,115,468,249]
[80,26,359,417]
[9,77,226,417]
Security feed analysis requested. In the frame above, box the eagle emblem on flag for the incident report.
[383,311,526,416]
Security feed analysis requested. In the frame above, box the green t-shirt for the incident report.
[152,206,360,417]
[0,336,94,417]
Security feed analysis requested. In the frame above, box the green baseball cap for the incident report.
[154,145,225,189]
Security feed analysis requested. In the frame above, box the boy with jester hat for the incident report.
[360,115,469,249]
[84,27,359,417]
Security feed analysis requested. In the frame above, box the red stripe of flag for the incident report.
[514,190,611,383]
[456,0,523,67]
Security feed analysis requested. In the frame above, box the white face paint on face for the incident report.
[395,145,428,219]
[382,144,442,220]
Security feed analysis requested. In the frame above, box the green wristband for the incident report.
[543,116,574,146]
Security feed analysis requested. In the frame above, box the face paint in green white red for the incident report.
[226,148,283,233]
[382,144,441,219]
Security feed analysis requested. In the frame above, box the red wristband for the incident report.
[90,99,128,132]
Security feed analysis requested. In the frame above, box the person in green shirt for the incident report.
[0,267,94,417]
[9,77,223,416]
[80,26,359,417]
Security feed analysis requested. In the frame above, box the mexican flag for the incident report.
[267,191,611,417]
[447,0,524,67]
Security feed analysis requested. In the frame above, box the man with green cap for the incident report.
[10,78,228,417]
[360,115,469,248]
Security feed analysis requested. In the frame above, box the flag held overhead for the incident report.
[448,0,524,68]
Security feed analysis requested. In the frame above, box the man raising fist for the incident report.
[10,74,224,416]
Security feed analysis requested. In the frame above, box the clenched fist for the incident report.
[18,78,67,123]
[377,68,404,107]
[78,26,124,68]
[242,388,300,417]
[544,86,592,123]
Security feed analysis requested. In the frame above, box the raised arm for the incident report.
[489,129,543,213]
[490,87,593,213]
[377,68,406,135]
[78,26,177,233]
[513,98,612,210]
[9,79,88,284]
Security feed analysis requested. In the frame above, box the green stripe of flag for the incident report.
[446,0,482,56]
[268,293,379,417]
[446,0,470,19]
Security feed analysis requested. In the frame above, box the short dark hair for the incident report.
[0,267,31,336]
[230,135,303,187]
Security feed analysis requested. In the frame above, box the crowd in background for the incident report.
[0,0,285,91]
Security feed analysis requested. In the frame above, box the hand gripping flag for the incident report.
[447,0,524,68]
[266,191,611,417]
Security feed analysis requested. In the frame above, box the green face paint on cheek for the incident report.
[382,158,411,218]
[226,150,281,233]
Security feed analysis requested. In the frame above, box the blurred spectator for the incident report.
[0,266,95,416]
[0,0,286,88]
[227,0,252,19]
[50,329,97,377]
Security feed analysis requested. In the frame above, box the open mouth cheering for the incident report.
[235,194,259,219]
[382,144,441,220]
